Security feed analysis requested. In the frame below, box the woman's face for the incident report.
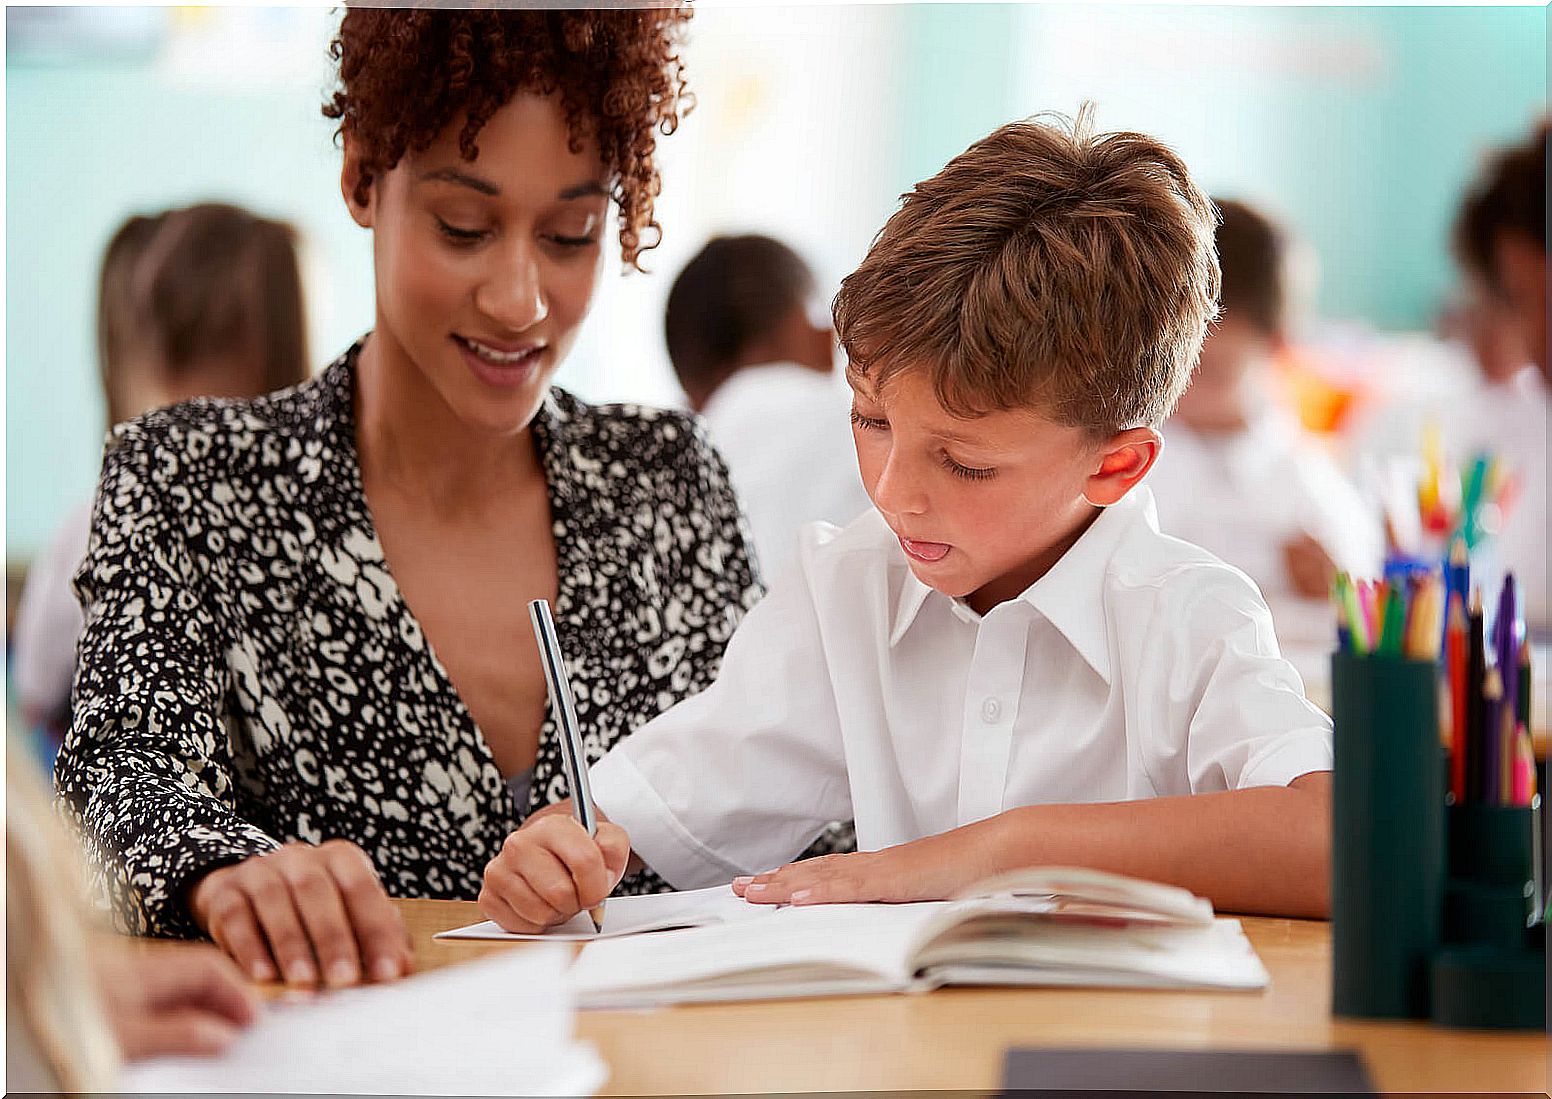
[345,93,609,436]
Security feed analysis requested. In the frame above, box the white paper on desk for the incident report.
[119,945,606,1096]
[435,882,775,941]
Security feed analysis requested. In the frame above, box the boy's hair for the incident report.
[98,203,309,425]
[1212,198,1287,338]
[833,110,1219,436]
[1454,119,1548,294]
[665,235,815,397]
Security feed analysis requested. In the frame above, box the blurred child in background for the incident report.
[11,203,308,751]
[1448,122,1547,630]
[666,234,871,579]
[1147,199,1381,639]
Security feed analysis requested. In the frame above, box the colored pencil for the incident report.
[1483,667,1504,806]
[1446,593,1467,803]
[1466,591,1486,802]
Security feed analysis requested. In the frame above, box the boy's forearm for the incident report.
[977,772,1332,918]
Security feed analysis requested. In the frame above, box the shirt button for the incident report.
[981,697,1002,723]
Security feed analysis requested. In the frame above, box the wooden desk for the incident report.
[397,899,1546,1095]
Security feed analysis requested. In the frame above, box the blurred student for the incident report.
[667,235,872,578]
[7,741,256,1091]
[11,203,308,747]
[1449,121,1548,629]
[1147,199,1381,629]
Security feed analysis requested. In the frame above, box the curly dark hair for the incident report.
[323,6,692,269]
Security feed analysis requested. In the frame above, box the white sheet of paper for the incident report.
[435,882,776,941]
[119,945,605,1096]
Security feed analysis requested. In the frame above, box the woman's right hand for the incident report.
[479,811,632,933]
[187,840,414,988]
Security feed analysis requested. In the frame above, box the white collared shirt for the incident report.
[589,486,1334,890]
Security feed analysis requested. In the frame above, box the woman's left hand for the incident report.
[730,842,978,906]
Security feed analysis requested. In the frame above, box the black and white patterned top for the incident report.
[55,341,764,938]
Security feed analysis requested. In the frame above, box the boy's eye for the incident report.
[849,407,888,431]
[940,453,996,482]
[436,217,488,245]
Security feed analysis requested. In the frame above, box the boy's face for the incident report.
[847,365,1112,614]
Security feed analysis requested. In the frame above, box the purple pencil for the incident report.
[1483,668,1504,804]
[1496,575,1520,746]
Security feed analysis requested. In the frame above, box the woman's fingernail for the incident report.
[285,961,317,986]
[791,890,813,904]
[251,960,277,983]
[327,959,359,987]
[745,882,768,893]
[372,956,402,982]
[732,876,753,887]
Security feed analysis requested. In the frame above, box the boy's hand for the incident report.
[731,844,978,906]
[1282,532,1337,599]
[479,810,632,932]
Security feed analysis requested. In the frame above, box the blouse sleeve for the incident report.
[54,420,281,938]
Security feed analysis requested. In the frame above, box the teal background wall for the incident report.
[5,5,1546,561]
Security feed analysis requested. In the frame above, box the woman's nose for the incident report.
[476,244,549,333]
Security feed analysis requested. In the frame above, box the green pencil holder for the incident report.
[1443,802,1538,948]
[1331,651,1444,1020]
[1430,942,1547,1029]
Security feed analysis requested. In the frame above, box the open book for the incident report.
[566,867,1269,1008]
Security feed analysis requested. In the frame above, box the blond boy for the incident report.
[480,115,1333,925]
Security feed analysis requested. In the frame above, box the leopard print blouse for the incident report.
[55,342,764,937]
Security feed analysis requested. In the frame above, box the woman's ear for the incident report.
[1083,426,1162,507]
[340,136,375,229]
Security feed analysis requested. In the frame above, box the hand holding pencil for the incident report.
[475,600,633,934]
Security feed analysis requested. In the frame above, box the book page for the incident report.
[435,883,775,941]
[913,916,1269,991]
[571,901,951,1007]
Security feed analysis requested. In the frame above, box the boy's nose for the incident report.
[870,451,927,516]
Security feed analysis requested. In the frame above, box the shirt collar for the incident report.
[888,488,1157,684]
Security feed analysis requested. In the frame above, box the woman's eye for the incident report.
[940,453,995,482]
[546,233,599,249]
[849,408,888,431]
[436,217,488,245]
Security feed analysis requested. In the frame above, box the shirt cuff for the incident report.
[589,749,746,891]
[1235,731,1335,790]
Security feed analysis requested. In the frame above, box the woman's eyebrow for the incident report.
[558,181,609,201]
[418,167,500,196]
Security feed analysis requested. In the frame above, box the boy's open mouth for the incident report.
[899,536,952,563]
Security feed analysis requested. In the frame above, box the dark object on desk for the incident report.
[1000,1047,1375,1096]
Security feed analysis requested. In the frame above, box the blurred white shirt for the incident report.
[12,498,93,729]
[1446,368,1549,631]
[589,487,1333,889]
[697,363,873,583]
[1147,411,1383,642]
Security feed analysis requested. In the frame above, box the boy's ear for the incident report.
[340,135,376,229]
[1083,426,1162,507]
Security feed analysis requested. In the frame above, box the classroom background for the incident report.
[5,2,1544,632]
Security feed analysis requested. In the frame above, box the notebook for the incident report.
[566,867,1269,1009]
[436,883,774,941]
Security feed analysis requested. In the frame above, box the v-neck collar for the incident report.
[316,339,587,826]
